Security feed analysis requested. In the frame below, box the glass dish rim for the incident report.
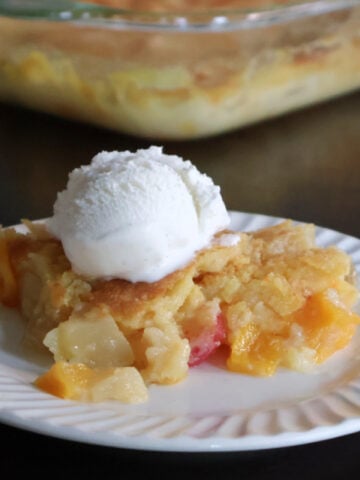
[0,0,359,31]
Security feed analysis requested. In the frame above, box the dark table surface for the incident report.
[1,93,360,478]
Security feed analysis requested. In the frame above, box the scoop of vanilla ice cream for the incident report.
[47,146,230,282]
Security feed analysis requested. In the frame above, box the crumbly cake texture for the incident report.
[0,220,359,403]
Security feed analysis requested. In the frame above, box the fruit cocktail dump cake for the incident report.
[0,147,359,404]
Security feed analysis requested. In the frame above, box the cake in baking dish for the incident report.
[1,0,360,139]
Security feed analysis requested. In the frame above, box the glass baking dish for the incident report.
[0,0,359,140]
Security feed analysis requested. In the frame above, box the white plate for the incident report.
[1,211,360,452]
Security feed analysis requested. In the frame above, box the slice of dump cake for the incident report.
[0,148,359,403]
